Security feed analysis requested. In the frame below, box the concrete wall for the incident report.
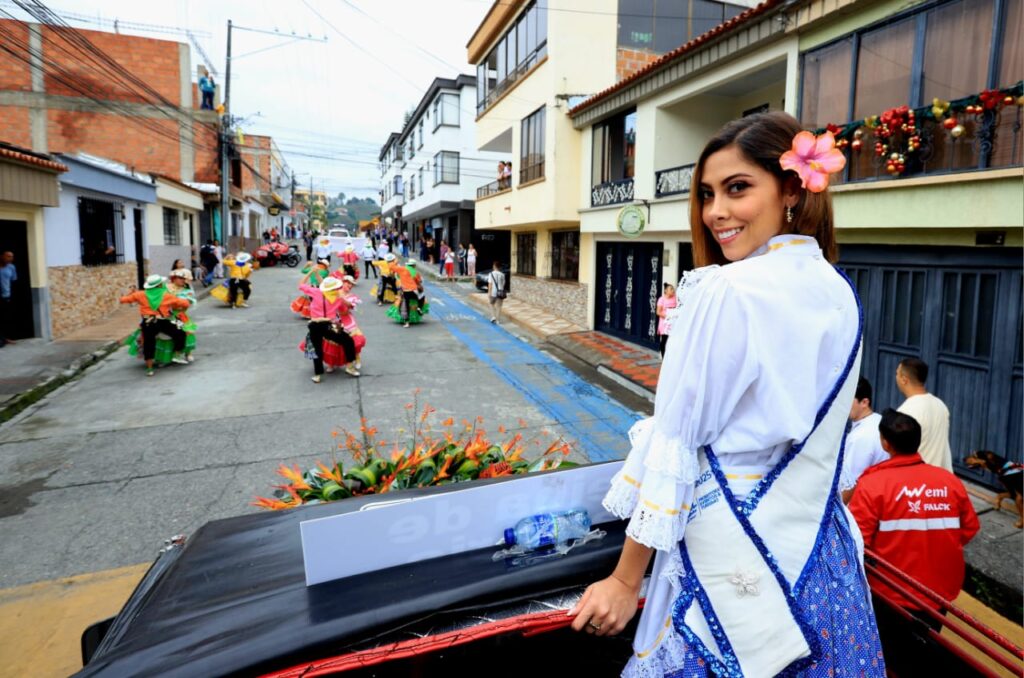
[48,262,136,338]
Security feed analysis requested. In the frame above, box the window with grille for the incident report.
[550,231,579,281]
[163,207,181,246]
[516,232,536,276]
[520,107,545,184]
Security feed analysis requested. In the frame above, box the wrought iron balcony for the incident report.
[591,177,634,207]
[477,178,511,200]
[655,163,695,198]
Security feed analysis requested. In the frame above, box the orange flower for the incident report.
[252,496,293,510]
[277,463,311,490]
[316,462,343,484]
[502,432,523,453]
[441,417,454,427]
[498,425,506,434]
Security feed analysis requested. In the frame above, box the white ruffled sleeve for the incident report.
[602,266,760,552]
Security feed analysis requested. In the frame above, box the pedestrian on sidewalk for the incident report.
[0,250,18,347]
[213,240,225,278]
[300,276,359,383]
[849,409,978,662]
[655,282,676,357]
[457,243,467,276]
[438,241,449,275]
[444,247,456,279]
[120,275,191,376]
[896,357,953,471]
[200,240,218,287]
[487,260,506,324]
[303,230,314,262]
[361,241,378,279]
[467,244,477,277]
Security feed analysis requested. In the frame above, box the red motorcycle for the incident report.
[254,241,301,267]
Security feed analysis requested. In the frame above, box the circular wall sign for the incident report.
[617,204,646,238]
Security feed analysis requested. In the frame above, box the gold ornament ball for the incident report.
[951,124,966,138]
[853,129,864,139]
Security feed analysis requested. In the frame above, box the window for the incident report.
[616,0,744,54]
[879,269,926,347]
[418,167,424,195]
[418,121,424,148]
[516,233,536,276]
[434,151,459,184]
[433,93,460,130]
[78,197,122,266]
[550,231,579,281]
[799,37,853,129]
[853,18,915,119]
[162,207,181,246]
[475,0,548,113]
[393,175,403,198]
[592,109,637,186]
[408,139,415,160]
[520,106,545,183]
[409,175,415,200]
[941,271,997,358]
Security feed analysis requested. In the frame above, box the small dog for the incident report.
[964,451,1023,529]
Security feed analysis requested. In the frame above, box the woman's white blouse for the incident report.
[603,234,860,551]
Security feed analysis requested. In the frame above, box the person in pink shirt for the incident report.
[338,244,360,280]
[300,277,359,382]
[655,282,677,357]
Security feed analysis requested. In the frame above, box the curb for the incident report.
[0,338,124,425]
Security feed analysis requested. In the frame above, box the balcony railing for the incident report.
[520,161,544,185]
[591,177,634,207]
[477,179,510,200]
[655,163,695,198]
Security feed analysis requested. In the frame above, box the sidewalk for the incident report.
[460,287,1023,612]
[0,283,213,423]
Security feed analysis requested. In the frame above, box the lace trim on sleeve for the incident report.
[623,479,695,552]
[602,471,641,519]
[643,429,700,484]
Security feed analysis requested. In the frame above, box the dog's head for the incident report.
[963,450,1000,471]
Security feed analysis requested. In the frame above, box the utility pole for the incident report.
[219,20,233,247]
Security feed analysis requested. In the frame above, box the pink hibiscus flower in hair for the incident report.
[779,131,846,193]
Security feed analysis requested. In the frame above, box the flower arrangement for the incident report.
[253,392,579,510]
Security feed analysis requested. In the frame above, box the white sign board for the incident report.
[300,462,623,586]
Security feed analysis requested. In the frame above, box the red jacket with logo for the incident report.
[849,453,979,609]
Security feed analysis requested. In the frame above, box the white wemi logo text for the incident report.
[894,484,948,502]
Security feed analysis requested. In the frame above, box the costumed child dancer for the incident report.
[569,112,884,677]
[291,258,331,318]
[120,275,191,377]
[166,269,197,362]
[339,244,360,280]
[372,253,398,306]
[387,259,429,328]
[300,276,359,383]
[213,252,253,308]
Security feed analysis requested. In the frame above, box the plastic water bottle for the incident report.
[503,509,592,550]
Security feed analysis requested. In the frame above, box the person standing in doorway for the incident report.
[467,244,478,277]
[199,71,215,110]
[487,260,506,324]
[213,239,225,278]
[0,251,17,347]
[655,282,676,357]
[896,357,953,471]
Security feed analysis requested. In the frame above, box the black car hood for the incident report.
[75,467,627,677]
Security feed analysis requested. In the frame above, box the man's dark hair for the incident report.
[854,377,872,405]
[493,260,501,269]
[206,239,213,245]
[898,357,929,385]
[879,408,921,455]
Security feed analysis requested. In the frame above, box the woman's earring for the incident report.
[785,206,794,224]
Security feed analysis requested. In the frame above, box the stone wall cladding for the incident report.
[511,276,588,328]
[48,263,137,338]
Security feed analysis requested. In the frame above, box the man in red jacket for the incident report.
[850,409,979,627]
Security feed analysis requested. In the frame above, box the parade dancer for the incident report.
[313,275,366,372]
[291,258,331,318]
[387,259,428,328]
[225,252,253,308]
[372,253,398,306]
[166,269,197,363]
[569,112,884,677]
[120,275,191,377]
[339,244,360,281]
[313,236,332,264]
[300,276,359,383]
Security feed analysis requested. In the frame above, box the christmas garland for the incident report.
[815,81,1024,176]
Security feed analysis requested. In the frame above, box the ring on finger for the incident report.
[588,620,602,630]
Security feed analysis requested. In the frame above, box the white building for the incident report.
[380,75,511,267]
[145,175,204,276]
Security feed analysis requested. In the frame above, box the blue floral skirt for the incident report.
[665,501,885,677]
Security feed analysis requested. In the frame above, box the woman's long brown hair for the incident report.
[689,111,838,267]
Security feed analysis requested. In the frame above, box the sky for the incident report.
[2,0,494,200]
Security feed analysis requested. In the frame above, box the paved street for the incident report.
[0,265,640,590]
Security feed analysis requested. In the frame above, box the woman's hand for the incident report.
[567,574,641,637]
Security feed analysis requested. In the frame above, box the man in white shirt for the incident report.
[841,377,889,502]
[896,357,953,471]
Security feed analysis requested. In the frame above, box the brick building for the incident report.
[0,19,221,338]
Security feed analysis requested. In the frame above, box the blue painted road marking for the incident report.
[426,283,640,462]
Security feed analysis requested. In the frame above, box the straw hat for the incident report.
[169,268,192,281]
[384,253,396,262]
[143,274,165,289]
[345,244,354,252]
[320,277,343,293]
[235,252,252,264]
[341,275,356,285]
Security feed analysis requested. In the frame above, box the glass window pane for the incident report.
[508,23,517,74]
[922,0,993,104]
[976,274,996,357]
[956,274,977,354]
[654,0,687,52]
[801,38,853,128]
[1000,0,1023,87]
[497,36,507,82]
[618,0,654,50]
[592,125,606,185]
[517,15,528,68]
[692,0,725,40]
[854,19,915,120]
[537,1,547,46]
[624,111,637,179]
[526,5,538,54]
